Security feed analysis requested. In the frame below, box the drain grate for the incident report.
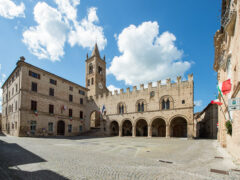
[158,160,173,164]
[210,169,229,175]
[231,169,240,172]
[214,156,224,159]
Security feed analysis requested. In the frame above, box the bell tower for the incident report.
[85,43,108,97]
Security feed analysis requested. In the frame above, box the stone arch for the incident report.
[135,118,148,136]
[122,119,132,136]
[151,117,166,137]
[109,121,119,136]
[136,99,147,112]
[170,115,188,137]
[117,102,127,114]
[90,110,101,128]
[160,95,174,110]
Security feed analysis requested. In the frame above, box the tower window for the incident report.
[89,63,93,74]
[87,79,90,86]
[98,66,102,74]
[91,78,94,85]
[182,100,185,104]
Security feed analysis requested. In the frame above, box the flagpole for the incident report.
[218,89,232,121]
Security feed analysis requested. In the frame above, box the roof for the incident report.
[91,43,100,57]
[1,59,89,91]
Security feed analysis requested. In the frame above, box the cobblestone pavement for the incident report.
[0,135,240,180]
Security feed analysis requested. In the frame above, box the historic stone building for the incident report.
[194,104,218,139]
[213,0,240,162]
[1,44,194,138]
[1,57,88,136]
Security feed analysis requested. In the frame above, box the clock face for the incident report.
[98,82,103,89]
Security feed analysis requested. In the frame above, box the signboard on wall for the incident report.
[229,98,240,111]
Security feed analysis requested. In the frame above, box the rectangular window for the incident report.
[15,122,17,130]
[80,111,83,119]
[80,98,83,104]
[12,88,14,95]
[29,71,40,79]
[49,104,54,114]
[69,109,72,117]
[16,84,18,93]
[79,90,85,96]
[30,121,37,133]
[69,94,73,102]
[79,125,82,132]
[68,124,72,133]
[50,79,57,85]
[49,88,54,96]
[15,101,17,111]
[69,86,73,91]
[87,79,90,86]
[32,82,38,92]
[31,100,37,111]
[91,78,94,85]
[48,122,53,132]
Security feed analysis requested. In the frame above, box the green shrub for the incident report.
[225,120,232,135]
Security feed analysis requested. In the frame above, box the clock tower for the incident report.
[85,43,108,97]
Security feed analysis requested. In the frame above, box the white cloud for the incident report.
[23,1,106,61]
[107,85,120,94]
[0,0,25,19]
[194,100,202,107]
[22,2,68,61]
[68,7,107,50]
[108,21,191,85]
[0,64,6,112]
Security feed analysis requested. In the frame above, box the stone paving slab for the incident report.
[0,136,240,180]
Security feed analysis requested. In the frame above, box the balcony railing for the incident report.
[221,0,236,28]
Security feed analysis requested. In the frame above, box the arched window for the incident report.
[136,99,146,112]
[160,96,174,110]
[89,63,93,74]
[118,103,126,114]
[141,102,144,112]
[162,100,165,110]
[166,99,170,109]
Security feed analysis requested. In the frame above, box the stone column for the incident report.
[166,125,170,138]
[132,126,136,137]
[119,125,122,137]
[148,125,152,138]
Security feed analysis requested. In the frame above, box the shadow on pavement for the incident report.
[0,139,69,180]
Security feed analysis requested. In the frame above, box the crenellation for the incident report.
[140,84,144,90]
[120,89,124,94]
[177,76,182,83]
[133,86,137,92]
[148,82,152,89]
[126,87,130,93]
[188,74,193,81]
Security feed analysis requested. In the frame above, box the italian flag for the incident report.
[218,79,231,95]
[211,99,223,106]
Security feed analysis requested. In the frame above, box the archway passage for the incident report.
[151,118,166,137]
[90,111,101,128]
[122,120,132,136]
[136,119,148,136]
[110,121,119,136]
[170,117,187,137]
[57,120,65,135]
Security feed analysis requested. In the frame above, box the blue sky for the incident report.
[0,0,221,112]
